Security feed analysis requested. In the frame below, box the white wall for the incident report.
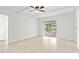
[76,7,79,49]
[9,14,38,43]
[38,13,76,41]
[0,7,38,43]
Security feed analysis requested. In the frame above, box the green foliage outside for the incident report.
[45,23,56,32]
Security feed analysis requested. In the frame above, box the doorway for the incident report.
[0,15,8,47]
[42,21,56,38]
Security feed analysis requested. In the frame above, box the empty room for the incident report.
[0,6,79,53]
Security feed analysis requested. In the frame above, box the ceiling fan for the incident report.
[29,6,45,12]
[16,6,45,14]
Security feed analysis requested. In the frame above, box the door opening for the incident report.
[0,15,8,48]
[42,21,56,38]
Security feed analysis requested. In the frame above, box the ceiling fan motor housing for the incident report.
[35,6,44,10]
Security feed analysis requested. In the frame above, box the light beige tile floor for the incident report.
[0,36,79,53]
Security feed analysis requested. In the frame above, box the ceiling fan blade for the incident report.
[40,6,44,9]
[30,6,35,9]
[39,10,45,12]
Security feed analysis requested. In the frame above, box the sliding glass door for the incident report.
[43,21,56,37]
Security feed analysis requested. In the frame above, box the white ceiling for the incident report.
[0,6,26,12]
[0,6,76,18]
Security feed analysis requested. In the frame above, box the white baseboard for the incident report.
[9,35,38,44]
[57,37,77,42]
[9,35,77,44]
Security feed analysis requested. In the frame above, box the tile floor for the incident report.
[0,40,7,53]
[0,36,79,53]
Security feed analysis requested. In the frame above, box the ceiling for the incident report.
[0,6,76,18]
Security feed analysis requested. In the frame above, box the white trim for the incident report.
[57,37,77,42]
[9,35,38,44]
